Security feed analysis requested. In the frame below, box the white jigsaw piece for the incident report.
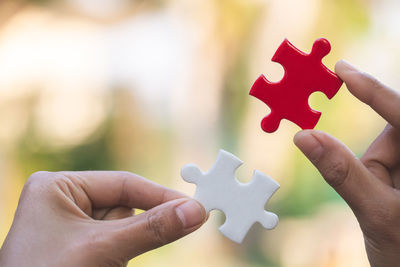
[181,149,279,243]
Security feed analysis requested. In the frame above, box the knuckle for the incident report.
[323,158,350,188]
[117,171,137,180]
[118,177,130,205]
[24,171,54,191]
[146,211,171,246]
[363,71,383,90]
[366,73,383,89]
[364,73,385,105]
[19,171,61,203]
[24,171,70,198]
[26,171,51,184]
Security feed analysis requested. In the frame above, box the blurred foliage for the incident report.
[14,88,174,183]
[26,0,54,5]
[316,0,370,39]
[216,0,263,150]
[16,119,116,177]
[277,154,343,218]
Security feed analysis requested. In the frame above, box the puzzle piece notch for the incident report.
[181,150,279,243]
[250,38,343,133]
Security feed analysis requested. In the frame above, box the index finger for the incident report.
[58,171,186,210]
[335,60,400,129]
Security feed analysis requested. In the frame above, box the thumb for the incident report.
[109,198,206,260]
[293,130,379,215]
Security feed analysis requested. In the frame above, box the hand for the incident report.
[294,60,400,267]
[0,171,206,267]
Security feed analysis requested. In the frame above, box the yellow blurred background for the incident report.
[0,0,399,266]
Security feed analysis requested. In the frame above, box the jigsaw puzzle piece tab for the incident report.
[181,150,243,213]
[219,216,252,244]
[246,170,279,228]
[181,163,216,212]
[208,149,243,182]
[218,169,279,243]
[181,163,203,184]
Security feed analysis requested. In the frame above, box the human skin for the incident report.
[0,171,207,267]
[294,60,400,267]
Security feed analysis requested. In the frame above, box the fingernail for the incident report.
[175,200,205,229]
[294,130,324,163]
[336,59,358,72]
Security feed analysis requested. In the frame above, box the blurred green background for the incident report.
[0,0,399,266]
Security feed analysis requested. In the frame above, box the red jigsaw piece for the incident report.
[249,38,343,133]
